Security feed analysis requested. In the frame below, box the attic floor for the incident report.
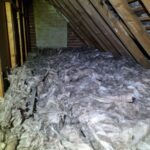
[0,48,150,150]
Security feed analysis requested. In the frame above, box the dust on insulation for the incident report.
[0,48,150,150]
[1,0,150,150]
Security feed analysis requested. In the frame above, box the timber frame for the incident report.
[0,0,29,98]
[50,0,150,68]
[1,0,150,97]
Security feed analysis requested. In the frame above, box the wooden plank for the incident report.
[16,0,24,65]
[108,0,150,57]
[21,0,28,60]
[52,0,101,48]
[89,0,131,57]
[69,0,120,56]
[64,0,111,52]
[59,0,106,51]
[77,0,127,56]
[22,1,31,53]
[145,26,150,30]
[67,0,111,51]
[5,2,17,68]
[0,1,11,70]
[132,6,145,13]
[90,0,150,68]
[0,58,4,98]
[140,16,150,21]
[140,0,150,14]
[52,0,96,47]
[19,0,27,62]
[127,0,138,3]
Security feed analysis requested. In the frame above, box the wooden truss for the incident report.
[50,0,150,68]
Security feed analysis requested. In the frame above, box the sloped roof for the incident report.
[50,0,150,68]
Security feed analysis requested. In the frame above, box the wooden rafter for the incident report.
[16,0,24,65]
[50,0,150,67]
[54,0,103,49]
[68,0,113,52]
[108,0,150,57]
[76,0,120,56]
[21,0,28,60]
[0,58,4,98]
[140,0,150,14]
[5,1,17,68]
[64,0,108,51]
[132,6,145,14]
[140,16,150,22]
[90,0,150,68]
[51,0,96,47]
[127,0,138,3]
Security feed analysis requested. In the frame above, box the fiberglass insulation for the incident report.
[0,48,150,150]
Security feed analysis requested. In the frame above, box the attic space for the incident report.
[0,0,150,150]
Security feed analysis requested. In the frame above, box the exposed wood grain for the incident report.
[50,0,150,67]
[67,0,111,52]
[132,6,145,13]
[76,0,120,56]
[145,26,150,30]
[127,0,138,3]
[108,0,150,57]
[5,2,17,68]
[58,0,107,50]
[65,0,111,52]
[21,0,28,61]
[140,16,150,22]
[52,0,101,49]
[140,0,150,14]
[90,0,150,68]
[0,58,4,98]
[51,0,89,46]
[16,0,24,65]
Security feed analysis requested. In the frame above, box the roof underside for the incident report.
[49,0,150,68]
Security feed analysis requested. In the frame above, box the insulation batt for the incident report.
[0,48,150,150]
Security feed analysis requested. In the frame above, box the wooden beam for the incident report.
[52,0,100,48]
[0,58,4,98]
[108,0,150,57]
[65,0,110,52]
[5,1,17,68]
[72,0,120,55]
[21,0,28,60]
[145,26,150,30]
[0,2,11,69]
[76,0,123,56]
[52,1,92,46]
[132,6,145,14]
[90,0,150,68]
[16,0,24,65]
[52,0,94,47]
[90,0,131,57]
[60,0,106,50]
[140,16,150,22]
[127,0,138,3]
[140,0,150,14]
